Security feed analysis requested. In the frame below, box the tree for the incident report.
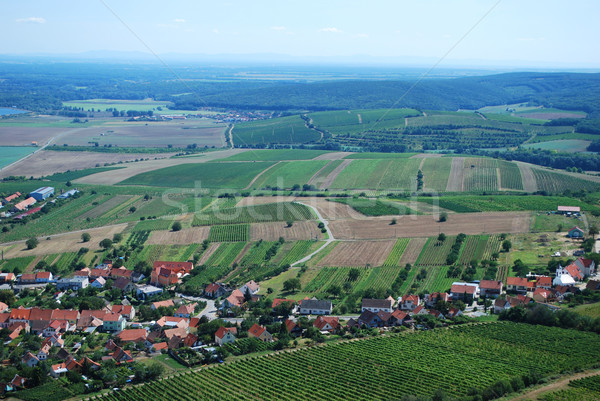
[113,233,123,243]
[589,225,599,238]
[129,206,137,213]
[502,239,512,252]
[390,218,397,225]
[81,232,91,243]
[283,278,301,293]
[26,237,39,249]
[437,233,446,242]
[348,268,361,282]
[99,238,113,250]
[439,212,448,222]
[286,220,293,227]
[172,221,182,232]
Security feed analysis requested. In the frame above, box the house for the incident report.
[494,298,511,313]
[0,313,9,328]
[575,257,596,277]
[410,305,429,316]
[56,276,89,291]
[51,309,79,323]
[136,284,163,299]
[3,192,21,204]
[271,298,296,311]
[0,301,8,312]
[11,197,36,212]
[113,277,132,292]
[533,288,555,303]
[22,352,39,367]
[446,308,463,318]
[149,342,168,352]
[429,310,445,319]
[557,206,581,215]
[563,263,583,281]
[9,307,31,323]
[248,323,273,342]
[102,313,125,332]
[89,269,111,280]
[151,299,175,310]
[117,328,147,343]
[29,186,54,201]
[156,316,189,329]
[0,272,16,283]
[567,226,584,238]
[553,266,577,287]
[362,298,393,313]
[391,310,409,326]
[239,280,260,295]
[164,327,188,342]
[37,343,51,360]
[9,374,27,390]
[506,277,528,293]
[42,320,69,337]
[299,299,332,315]
[57,189,79,199]
[223,289,246,309]
[425,292,450,308]
[151,261,194,287]
[536,276,552,289]
[283,319,303,336]
[19,273,36,284]
[214,326,237,346]
[51,362,69,378]
[313,316,339,333]
[111,347,134,363]
[204,282,228,298]
[450,283,479,301]
[586,280,600,291]
[90,277,106,288]
[111,304,135,320]
[399,295,421,311]
[184,333,201,348]
[74,268,90,277]
[479,280,503,298]
[174,303,197,318]
[358,310,396,328]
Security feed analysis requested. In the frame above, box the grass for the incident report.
[344,152,418,159]
[532,213,584,233]
[572,302,600,319]
[0,146,35,168]
[523,139,591,153]
[420,157,452,191]
[120,161,275,189]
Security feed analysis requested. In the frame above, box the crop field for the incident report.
[420,157,452,191]
[181,266,232,293]
[497,160,523,190]
[307,160,343,188]
[232,115,320,145]
[193,202,313,226]
[415,236,456,267]
[538,375,600,401]
[98,323,600,401]
[398,238,427,266]
[417,195,600,214]
[78,195,134,220]
[462,158,498,192]
[147,227,210,245]
[330,159,420,190]
[456,235,486,265]
[0,146,35,169]
[0,256,36,274]
[316,240,396,267]
[250,160,330,189]
[204,242,247,267]
[208,224,250,242]
[330,198,417,216]
[344,152,417,159]
[532,214,581,232]
[382,238,410,266]
[276,240,316,266]
[131,219,174,232]
[523,139,591,153]
[309,108,421,135]
[0,126,68,147]
[303,266,369,293]
[216,149,330,161]
[249,221,318,242]
[120,161,274,189]
[197,243,221,265]
[532,169,600,193]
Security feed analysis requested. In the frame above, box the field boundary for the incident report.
[244,162,281,190]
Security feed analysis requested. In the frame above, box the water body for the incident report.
[0,108,29,116]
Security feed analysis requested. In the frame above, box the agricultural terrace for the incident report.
[232,115,320,145]
[97,323,600,401]
[120,162,275,188]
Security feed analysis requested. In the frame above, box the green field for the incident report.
[497,160,524,190]
[250,160,329,189]
[193,202,313,226]
[463,157,498,192]
[0,146,35,168]
[120,162,274,188]
[330,198,417,216]
[420,157,452,191]
[309,108,421,135]
[344,152,417,159]
[573,303,600,319]
[532,169,600,193]
[216,149,330,161]
[532,213,583,232]
[232,115,320,145]
[331,159,421,190]
[96,323,600,401]
[523,139,591,153]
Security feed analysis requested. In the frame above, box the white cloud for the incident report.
[173,19,186,23]
[16,17,46,24]
[271,26,286,31]
[319,27,342,33]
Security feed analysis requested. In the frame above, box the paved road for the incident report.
[176,293,218,320]
[291,202,335,267]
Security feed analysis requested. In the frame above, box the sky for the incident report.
[1,0,599,68]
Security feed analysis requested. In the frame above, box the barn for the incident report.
[567,226,584,238]
[557,206,581,215]
[29,187,54,201]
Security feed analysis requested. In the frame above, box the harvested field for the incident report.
[398,238,428,265]
[409,153,442,158]
[74,148,247,185]
[0,150,175,179]
[517,162,538,192]
[328,211,531,240]
[312,152,354,160]
[197,242,221,265]
[250,221,317,241]
[0,126,69,146]
[236,196,296,208]
[446,157,465,192]
[519,112,585,119]
[78,195,133,220]
[296,198,366,220]
[316,240,396,267]
[146,227,210,245]
[0,224,127,258]
[319,159,353,190]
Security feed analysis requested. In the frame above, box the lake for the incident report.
[0,108,29,116]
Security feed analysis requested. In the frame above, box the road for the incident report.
[176,293,218,320]
[291,201,335,267]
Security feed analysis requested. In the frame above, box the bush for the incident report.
[26,237,39,249]
[172,221,182,232]
[81,232,91,242]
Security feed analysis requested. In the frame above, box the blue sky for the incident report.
[1,0,599,67]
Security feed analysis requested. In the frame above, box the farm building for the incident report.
[58,189,79,199]
[29,187,54,201]
[11,197,36,212]
[567,226,584,238]
[3,192,21,204]
[557,206,580,215]
[299,299,332,315]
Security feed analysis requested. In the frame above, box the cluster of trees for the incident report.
[500,304,600,333]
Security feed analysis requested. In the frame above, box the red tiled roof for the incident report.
[117,329,147,343]
[451,284,477,294]
[248,323,266,338]
[272,298,295,308]
[507,277,528,287]
[215,326,237,339]
[9,308,31,320]
[152,300,175,309]
[536,276,552,287]
[112,305,133,315]
[480,280,503,290]
[565,264,583,280]
[313,316,339,331]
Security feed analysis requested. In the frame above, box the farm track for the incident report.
[509,370,600,401]
[290,202,335,267]
[446,157,465,191]
[517,162,538,192]
[319,159,353,190]
[146,226,210,245]
[307,160,335,186]
[243,161,281,190]
[312,152,354,160]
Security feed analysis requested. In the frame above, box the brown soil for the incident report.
[517,162,538,192]
[146,227,210,245]
[446,157,465,191]
[398,238,428,265]
[312,152,354,160]
[319,159,353,190]
[329,212,532,240]
[294,197,366,220]
[250,221,317,241]
[0,126,67,146]
[316,240,396,267]
[78,195,133,220]
[409,153,442,159]
[197,242,221,265]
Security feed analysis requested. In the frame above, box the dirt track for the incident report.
[446,157,465,191]
[319,159,353,190]
[509,370,600,401]
[518,162,538,193]
[398,238,428,265]
[312,152,354,160]
[329,212,531,240]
